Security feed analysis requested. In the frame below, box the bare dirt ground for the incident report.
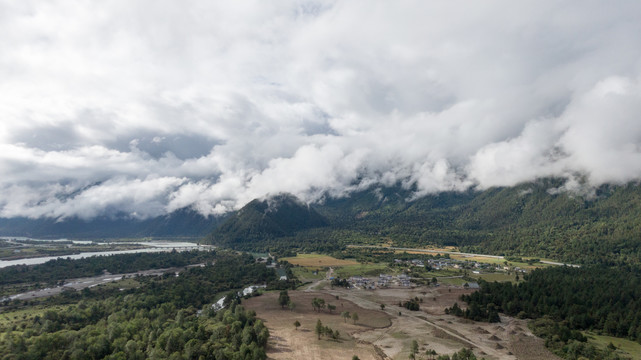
[243,291,391,360]
[244,286,561,360]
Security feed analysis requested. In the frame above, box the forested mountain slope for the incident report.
[205,194,328,249]
[209,179,641,265]
[2,178,640,265]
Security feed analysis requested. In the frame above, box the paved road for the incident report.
[348,244,580,267]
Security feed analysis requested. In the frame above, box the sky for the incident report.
[2,0,641,220]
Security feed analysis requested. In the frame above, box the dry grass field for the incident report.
[243,291,391,360]
[244,286,561,360]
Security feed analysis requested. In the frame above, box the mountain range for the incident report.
[2,179,641,265]
[0,208,222,240]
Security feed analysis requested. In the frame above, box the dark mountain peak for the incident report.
[264,193,308,212]
[206,193,328,247]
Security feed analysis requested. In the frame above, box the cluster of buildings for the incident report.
[395,257,527,274]
[347,273,412,289]
[393,259,426,267]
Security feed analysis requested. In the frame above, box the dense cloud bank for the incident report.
[2,1,641,219]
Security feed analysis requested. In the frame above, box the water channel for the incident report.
[0,240,210,268]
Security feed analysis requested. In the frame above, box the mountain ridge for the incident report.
[206,179,641,265]
[205,193,328,248]
[2,180,641,265]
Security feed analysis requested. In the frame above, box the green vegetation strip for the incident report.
[585,332,641,360]
[0,252,290,359]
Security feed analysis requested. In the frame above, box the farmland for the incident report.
[281,254,359,268]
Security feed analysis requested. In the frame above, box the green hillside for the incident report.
[208,180,641,265]
[206,193,328,250]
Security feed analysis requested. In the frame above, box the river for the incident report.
[0,241,210,268]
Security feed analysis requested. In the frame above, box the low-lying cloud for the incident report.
[2,1,641,220]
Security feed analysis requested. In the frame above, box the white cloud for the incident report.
[1,0,641,219]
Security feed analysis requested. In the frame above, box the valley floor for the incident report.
[243,282,561,360]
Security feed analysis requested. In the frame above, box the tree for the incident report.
[450,348,476,359]
[288,300,296,312]
[328,304,336,313]
[315,319,323,340]
[294,320,301,331]
[403,298,420,311]
[432,277,438,285]
[411,340,419,355]
[312,298,326,312]
[380,304,385,311]
[426,349,438,360]
[341,311,351,323]
[352,356,360,360]
[352,312,359,324]
[278,291,290,309]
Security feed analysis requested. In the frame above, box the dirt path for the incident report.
[302,267,333,292]
[303,279,327,292]
[328,287,512,359]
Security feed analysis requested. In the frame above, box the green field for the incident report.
[424,269,460,277]
[0,305,73,334]
[585,332,641,360]
[472,272,517,283]
[437,277,468,286]
[334,263,394,278]
[291,267,325,282]
[434,271,524,286]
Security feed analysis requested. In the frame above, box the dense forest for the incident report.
[0,252,284,359]
[447,265,641,359]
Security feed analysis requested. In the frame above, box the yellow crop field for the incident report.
[282,254,359,267]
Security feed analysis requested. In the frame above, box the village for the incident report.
[344,256,528,290]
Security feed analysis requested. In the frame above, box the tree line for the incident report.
[447,265,641,359]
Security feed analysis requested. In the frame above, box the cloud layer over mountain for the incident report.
[2,0,641,219]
